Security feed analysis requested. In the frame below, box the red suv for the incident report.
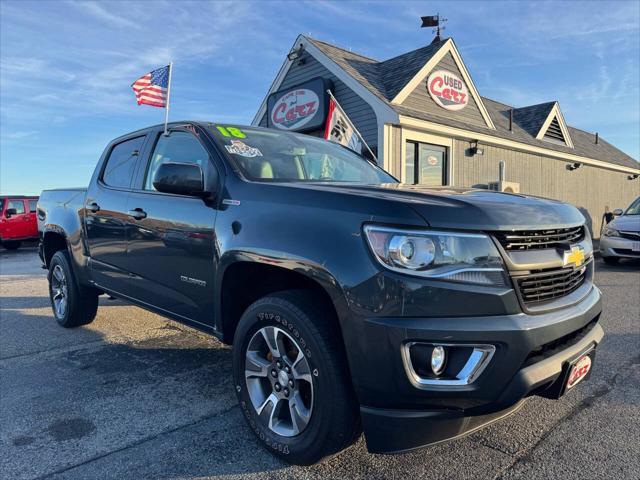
[0,196,39,250]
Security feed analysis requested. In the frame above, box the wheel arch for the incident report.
[42,230,69,267]
[217,256,349,345]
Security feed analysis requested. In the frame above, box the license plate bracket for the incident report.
[632,241,640,252]
[539,347,596,400]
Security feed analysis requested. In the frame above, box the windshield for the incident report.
[210,125,397,184]
[624,197,640,215]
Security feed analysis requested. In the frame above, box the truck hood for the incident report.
[291,183,585,231]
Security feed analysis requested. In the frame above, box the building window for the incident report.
[405,141,447,186]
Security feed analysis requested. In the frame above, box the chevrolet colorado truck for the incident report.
[38,122,603,465]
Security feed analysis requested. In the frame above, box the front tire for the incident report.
[48,250,99,327]
[232,290,360,465]
[2,240,21,250]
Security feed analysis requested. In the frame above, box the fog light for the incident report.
[431,346,446,375]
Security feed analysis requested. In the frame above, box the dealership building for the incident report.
[253,34,640,237]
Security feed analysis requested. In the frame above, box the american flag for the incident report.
[131,65,170,107]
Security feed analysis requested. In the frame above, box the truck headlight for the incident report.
[364,225,508,286]
[603,227,620,237]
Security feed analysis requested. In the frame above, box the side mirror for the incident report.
[5,208,17,218]
[613,208,623,216]
[153,162,207,197]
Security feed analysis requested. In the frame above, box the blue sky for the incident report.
[1,0,639,195]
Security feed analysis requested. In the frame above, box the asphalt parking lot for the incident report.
[1,245,639,480]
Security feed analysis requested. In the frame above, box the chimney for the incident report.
[509,108,513,132]
[595,132,599,145]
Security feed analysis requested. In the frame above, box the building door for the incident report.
[405,141,447,186]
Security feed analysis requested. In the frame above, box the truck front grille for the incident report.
[494,226,584,251]
[515,263,588,304]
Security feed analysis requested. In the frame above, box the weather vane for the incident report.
[421,14,447,43]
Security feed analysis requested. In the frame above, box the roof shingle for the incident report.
[305,36,638,170]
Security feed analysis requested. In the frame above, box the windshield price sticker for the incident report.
[216,126,246,138]
[225,139,263,157]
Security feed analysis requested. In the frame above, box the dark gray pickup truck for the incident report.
[38,122,603,465]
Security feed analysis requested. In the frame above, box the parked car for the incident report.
[38,122,603,465]
[600,196,640,264]
[0,195,39,250]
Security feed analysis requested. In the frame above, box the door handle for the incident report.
[127,208,147,220]
[87,202,100,213]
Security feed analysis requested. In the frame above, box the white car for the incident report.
[600,196,640,264]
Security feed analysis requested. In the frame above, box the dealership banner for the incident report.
[267,77,333,132]
[324,98,362,153]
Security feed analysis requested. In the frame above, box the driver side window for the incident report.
[8,200,25,214]
[144,131,209,190]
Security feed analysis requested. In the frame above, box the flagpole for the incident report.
[163,62,173,136]
[326,89,377,163]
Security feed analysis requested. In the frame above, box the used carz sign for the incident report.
[427,69,469,111]
[267,77,332,132]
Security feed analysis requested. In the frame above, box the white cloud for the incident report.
[3,130,38,140]
[68,0,140,29]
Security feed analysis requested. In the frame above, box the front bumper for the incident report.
[599,235,640,258]
[354,285,603,454]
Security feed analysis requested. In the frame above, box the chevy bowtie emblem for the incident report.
[563,246,585,268]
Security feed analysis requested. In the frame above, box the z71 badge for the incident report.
[225,140,262,157]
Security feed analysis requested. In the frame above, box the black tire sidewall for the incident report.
[48,251,78,327]
[232,297,341,464]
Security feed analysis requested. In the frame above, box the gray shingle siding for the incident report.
[300,36,638,170]
[401,52,488,129]
[453,140,640,238]
[257,53,378,146]
[511,102,555,137]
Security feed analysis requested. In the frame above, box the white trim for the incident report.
[400,129,455,185]
[399,115,640,175]
[536,102,574,149]
[251,35,399,164]
[390,39,496,130]
[251,36,300,126]
[382,124,392,173]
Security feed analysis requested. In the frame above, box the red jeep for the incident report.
[0,196,39,250]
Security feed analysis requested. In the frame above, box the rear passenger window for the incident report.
[29,200,37,213]
[102,136,145,189]
[8,200,25,214]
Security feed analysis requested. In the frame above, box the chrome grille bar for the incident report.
[494,226,584,251]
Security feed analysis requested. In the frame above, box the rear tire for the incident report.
[603,256,620,265]
[48,250,99,327]
[2,241,21,250]
[232,290,360,465]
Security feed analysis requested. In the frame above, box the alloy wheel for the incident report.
[51,265,68,319]
[244,326,314,437]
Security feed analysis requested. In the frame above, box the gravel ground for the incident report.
[1,245,638,480]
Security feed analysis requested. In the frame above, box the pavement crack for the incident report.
[492,354,640,479]
[33,404,239,480]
